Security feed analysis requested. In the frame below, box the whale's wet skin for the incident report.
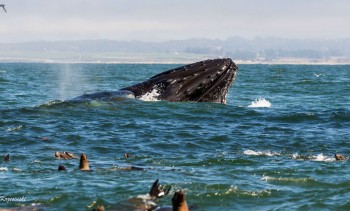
[71,58,237,104]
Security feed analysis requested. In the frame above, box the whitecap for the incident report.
[261,176,311,182]
[0,167,8,171]
[6,125,23,132]
[243,149,280,156]
[248,98,271,108]
[313,73,325,77]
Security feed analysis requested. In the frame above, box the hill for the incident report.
[1,37,349,64]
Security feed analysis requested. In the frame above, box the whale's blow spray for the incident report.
[58,64,89,100]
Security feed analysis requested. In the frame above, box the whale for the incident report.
[70,58,237,104]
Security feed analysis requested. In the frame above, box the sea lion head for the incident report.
[172,190,189,211]
[55,151,61,159]
[335,154,346,161]
[58,164,66,171]
[4,154,10,162]
[79,153,90,170]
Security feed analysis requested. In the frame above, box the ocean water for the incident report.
[0,62,350,210]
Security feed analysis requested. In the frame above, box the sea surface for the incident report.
[0,62,350,210]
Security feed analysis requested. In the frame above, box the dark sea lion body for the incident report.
[58,164,66,171]
[4,154,10,162]
[149,179,171,198]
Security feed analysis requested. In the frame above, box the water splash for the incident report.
[248,98,271,108]
[291,153,335,162]
[6,125,23,132]
[139,88,160,102]
[243,149,280,156]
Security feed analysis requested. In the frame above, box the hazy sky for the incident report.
[0,0,349,42]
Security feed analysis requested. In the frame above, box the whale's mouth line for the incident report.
[195,66,231,102]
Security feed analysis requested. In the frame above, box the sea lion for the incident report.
[149,179,171,198]
[4,154,10,162]
[154,190,189,211]
[172,191,189,211]
[92,205,105,211]
[58,164,66,171]
[335,154,346,161]
[79,153,90,171]
[119,166,144,171]
[55,151,77,160]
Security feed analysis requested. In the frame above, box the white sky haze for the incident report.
[0,0,349,42]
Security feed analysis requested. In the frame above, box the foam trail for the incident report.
[248,98,271,108]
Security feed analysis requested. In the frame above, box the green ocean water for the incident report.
[0,63,350,210]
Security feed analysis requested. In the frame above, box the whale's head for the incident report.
[121,58,238,104]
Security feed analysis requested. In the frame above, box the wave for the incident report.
[261,176,314,183]
[244,150,340,162]
[243,149,280,156]
[248,98,271,108]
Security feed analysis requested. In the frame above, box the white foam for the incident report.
[138,88,161,102]
[313,73,325,77]
[261,176,311,182]
[313,153,334,162]
[291,153,335,162]
[0,167,8,171]
[6,125,23,132]
[243,149,280,156]
[136,193,152,200]
[248,98,271,108]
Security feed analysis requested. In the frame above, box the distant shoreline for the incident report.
[1,38,350,65]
